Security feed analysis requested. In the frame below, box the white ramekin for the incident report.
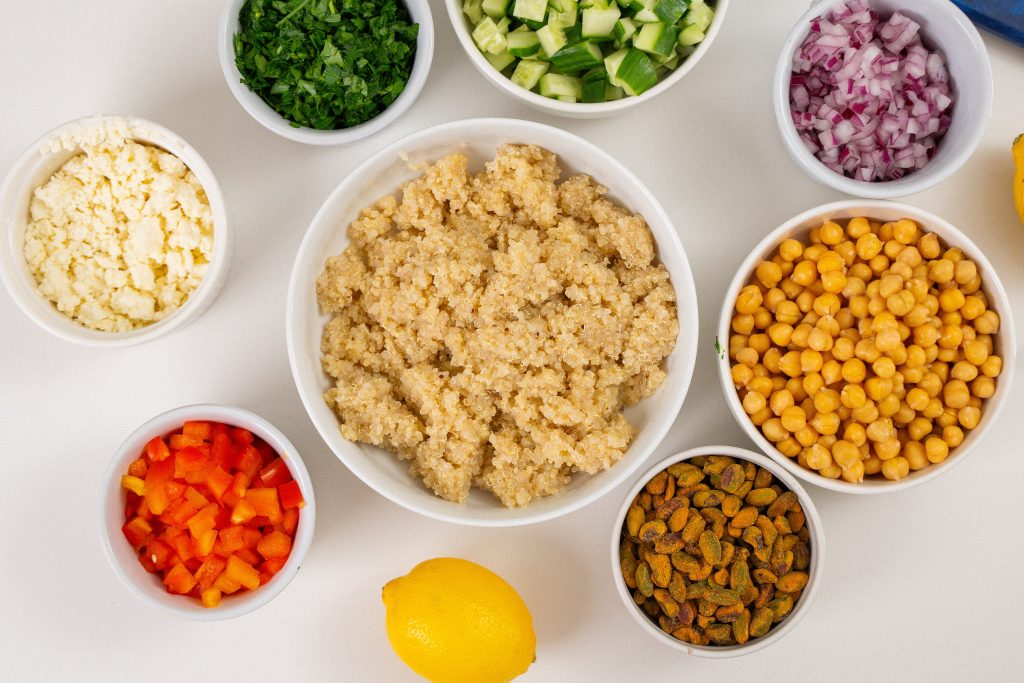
[772,0,992,198]
[0,115,231,347]
[100,404,316,621]
[445,0,730,119]
[717,200,1016,494]
[610,445,825,657]
[219,0,434,145]
[286,117,699,526]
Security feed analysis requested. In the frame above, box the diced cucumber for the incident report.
[627,0,654,12]
[463,0,485,24]
[653,50,679,68]
[581,6,620,37]
[653,0,688,25]
[564,23,583,43]
[485,50,516,71]
[507,30,541,56]
[513,0,548,22]
[539,72,583,98]
[512,23,531,31]
[684,0,713,32]
[472,17,508,54]
[511,58,550,89]
[550,41,604,72]
[605,83,625,99]
[581,67,608,102]
[556,95,578,102]
[603,47,629,87]
[482,0,511,18]
[677,23,704,46]
[497,15,512,32]
[676,43,695,58]
[616,47,657,95]
[524,18,546,29]
[634,7,659,22]
[548,0,578,12]
[552,7,578,27]
[612,17,636,42]
[536,22,567,56]
[634,22,676,56]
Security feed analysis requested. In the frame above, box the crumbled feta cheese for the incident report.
[24,126,214,332]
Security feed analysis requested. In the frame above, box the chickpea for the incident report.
[777,438,802,457]
[779,238,803,262]
[942,380,970,409]
[864,377,893,402]
[817,250,845,274]
[762,348,782,374]
[809,411,840,436]
[787,378,809,402]
[803,372,825,397]
[875,438,901,461]
[792,260,818,286]
[942,425,964,448]
[841,460,865,483]
[878,393,901,418]
[795,426,819,448]
[750,407,772,426]
[819,221,844,245]
[831,440,860,469]
[954,259,977,285]
[755,261,783,288]
[856,232,883,260]
[770,389,795,416]
[923,398,945,419]
[813,293,841,317]
[938,287,965,313]
[781,406,807,432]
[937,407,958,429]
[907,416,932,442]
[779,351,802,378]
[958,405,982,430]
[881,455,910,480]
[806,443,832,470]
[775,300,801,325]
[748,334,770,355]
[904,441,928,470]
[960,295,985,321]
[963,340,989,366]
[980,355,1002,378]
[731,363,753,387]
[918,232,940,258]
[736,285,763,315]
[974,310,1000,335]
[925,436,949,464]
[928,259,954,284]
[851,401,879,424]
[762,418,788,442]
[742,391,767,415]
[863,455,883,475]
[804,244,827,262]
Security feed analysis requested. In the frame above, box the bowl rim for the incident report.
[0,115,231,347]
[716,199,1017,494]
[99,403,316,621]
[609,444,826,658]
[285,116,699,526]
[443,0,731,117]
[771,0,993,199]
[218,0,435,145]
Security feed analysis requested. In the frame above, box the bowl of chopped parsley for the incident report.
[219,0,433,144]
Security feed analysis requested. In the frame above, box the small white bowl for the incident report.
[100,404,316,621]
[287,117,699,526]
[610,445,825,657]
[219,0,434,145]
[772,0,992,198]
[717,200,1017,494]
[0,115,230,347]
[445,0,730,119]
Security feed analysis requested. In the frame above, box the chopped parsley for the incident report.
[234,0,419,130]
[714,336,724,360]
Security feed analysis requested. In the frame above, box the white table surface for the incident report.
[2,1,1022,680]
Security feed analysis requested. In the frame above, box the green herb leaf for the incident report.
[235,0,419,130]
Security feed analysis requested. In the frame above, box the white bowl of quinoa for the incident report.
[0,115,230,346]
[286,118,699,526]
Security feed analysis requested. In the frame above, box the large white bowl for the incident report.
[611,445,825,657]
[717,200,1016,494]
[219,0,434,145]
[0,115,231,347]
[445,0,730,119]
[287,118,699,526]
[100,404,316,621]
[772,0,992,199]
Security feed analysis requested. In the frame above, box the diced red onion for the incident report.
[789,1,955,182]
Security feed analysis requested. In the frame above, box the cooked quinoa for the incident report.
[316,144,678,507]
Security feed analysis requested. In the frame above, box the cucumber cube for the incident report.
[507,30,541,57]
[485,50,516,71]
[482,0,511,18]
[463,0,485,23]
[634,22,676,56]
[654,0,688,25]
[511,58,550,89]
[513,0,548,22]
[556,95,578,102]
[581,6,621,37]
[581,68,608,102]
[605,83,625,99]
[677,23,704,46]
[536,23,567,57]
[615,47,657,95]
[612,17,636,43]
[538,73,583,98]
[603,47,629,87]
[685,0,714,32]
[634,7,659,22]
[552,7,578,27]
[496,15,512,33]
[472,17,508,54]
[550,41,604,73]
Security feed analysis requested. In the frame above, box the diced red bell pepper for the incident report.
[205,466,233,501]
[187,503,219,538]
[257,457,292,488]
[165,480,186,502]
[254,440,275,464]
[136,496,152,522]
[143,458,174,515]
[169,433,205,449]
[242,528,262,550]
[122,517,153,550]
[256,531,292,559]
[211,433,233,470]
[121,474,145,496]
[213,574,242,594]
[229,427,254,446]
[164,528,194,564]
[259,571,274,587]
[277,480,305,510]
[191,529,218,557]
[261,556,288,575]
[183,421,212,441]
[243,487,282,523]
[143,538,175,572]
[194,556,227,590]
[127,457,148,478]
[225,555,261,591]
[234,445,263,480]
[163,564,197,595]
[175,446,213,483]
[282,507,299,536]
[218,525,246,554]
[222,472,249,507]
[201,587,222,608]
[235,548,262,567]
[145,436,171,462]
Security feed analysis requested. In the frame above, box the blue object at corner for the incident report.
[953,0,1024,47]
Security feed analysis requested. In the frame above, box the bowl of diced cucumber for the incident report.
[446,0,727,117]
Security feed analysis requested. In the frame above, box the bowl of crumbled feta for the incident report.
[0,115,230,345]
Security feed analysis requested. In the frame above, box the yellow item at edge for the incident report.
[382,557,536,683]
[1014,133,1024,224]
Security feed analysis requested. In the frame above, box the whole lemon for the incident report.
[382,557,536,683]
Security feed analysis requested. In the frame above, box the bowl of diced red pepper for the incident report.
[101,404,315,620]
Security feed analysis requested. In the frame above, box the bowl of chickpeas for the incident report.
[718,200,1015,493]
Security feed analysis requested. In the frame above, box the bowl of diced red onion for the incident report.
[773,0,992,199]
